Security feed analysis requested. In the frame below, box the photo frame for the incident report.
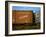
[5,1,45,36]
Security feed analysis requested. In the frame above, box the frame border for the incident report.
[5,1,45,36]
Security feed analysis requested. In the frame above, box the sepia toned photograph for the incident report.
[5,1,45,36]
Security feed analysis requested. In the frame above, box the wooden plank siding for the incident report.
[12,10,33,25]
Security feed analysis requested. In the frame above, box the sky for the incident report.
[12,6,40,13]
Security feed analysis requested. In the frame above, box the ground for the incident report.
[12,23,40,30]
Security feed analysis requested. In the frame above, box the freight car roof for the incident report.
[12,10,33,12]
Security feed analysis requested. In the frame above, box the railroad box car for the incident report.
[12,10,33,25]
